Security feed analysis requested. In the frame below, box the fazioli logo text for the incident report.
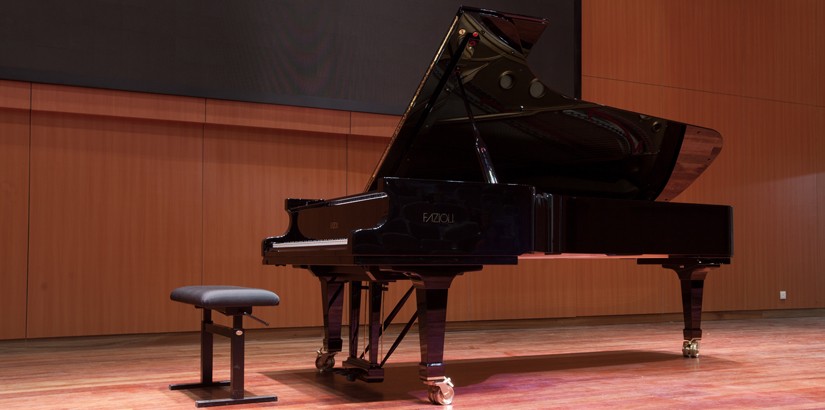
[422,212,455,224]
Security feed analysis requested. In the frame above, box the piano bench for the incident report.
[168,285,280,407]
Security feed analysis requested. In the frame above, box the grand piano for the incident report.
[262,7,732,405]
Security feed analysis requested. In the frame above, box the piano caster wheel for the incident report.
[426,377,454,405]
[315,349,336,372]
[345,372,357,382]
[682,339,700,358]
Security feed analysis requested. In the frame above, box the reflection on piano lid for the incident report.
[367,7,721,202]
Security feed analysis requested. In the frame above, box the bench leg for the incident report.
[170,309,231,390]
[170,308,278,407]
[230,314,244,400]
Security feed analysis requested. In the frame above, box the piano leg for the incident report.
[413,275,457,405]
[662,261,716,358]
[316,278,345,372]
[641,257,727,358]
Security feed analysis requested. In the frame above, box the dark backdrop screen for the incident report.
[0,0,580,115]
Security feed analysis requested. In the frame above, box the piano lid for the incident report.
[366,7,722,201]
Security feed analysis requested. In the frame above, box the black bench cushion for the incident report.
[171,285,280,309]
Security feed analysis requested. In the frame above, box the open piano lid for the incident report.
[366,7,721,202]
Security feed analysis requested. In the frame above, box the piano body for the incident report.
[262,7,732,405]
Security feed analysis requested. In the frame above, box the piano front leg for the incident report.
[412,274,457,405]
[316,277,345,372]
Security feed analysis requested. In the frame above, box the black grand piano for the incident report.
[262,7,732,405]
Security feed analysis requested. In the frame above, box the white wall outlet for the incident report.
[779,290,787,300]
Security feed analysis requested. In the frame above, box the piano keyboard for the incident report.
[270,238,348,249]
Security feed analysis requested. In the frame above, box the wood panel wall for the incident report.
[582,0,825,312]
[25,86,206,338]
[1,0,823,339]
[201,102,349,329]
[0,80,31,340]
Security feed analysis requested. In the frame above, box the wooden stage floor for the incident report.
[1,314,824,409]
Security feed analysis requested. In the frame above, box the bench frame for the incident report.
[169,305,278,407]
